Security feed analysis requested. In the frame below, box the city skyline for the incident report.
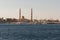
[0,0,60,20]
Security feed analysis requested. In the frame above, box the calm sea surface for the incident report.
[0,24,60,40]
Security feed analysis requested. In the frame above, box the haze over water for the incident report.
[0,0,60,19]
[0,0,60,40]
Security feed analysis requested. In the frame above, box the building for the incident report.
[19,8,21,22]
[31,8,33,22]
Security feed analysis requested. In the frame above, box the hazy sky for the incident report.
[0,0,60,19]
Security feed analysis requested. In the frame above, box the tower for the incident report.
[31,8,33,22]
[19,8,21,22]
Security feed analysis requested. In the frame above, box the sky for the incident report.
[0,0,60,20]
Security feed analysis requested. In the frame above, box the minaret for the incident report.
[31,8,33,22]
[19,8,21,22]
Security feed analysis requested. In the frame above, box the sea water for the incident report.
[0,24,60,40]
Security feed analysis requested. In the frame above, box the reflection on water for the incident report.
[0,24,60,40]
